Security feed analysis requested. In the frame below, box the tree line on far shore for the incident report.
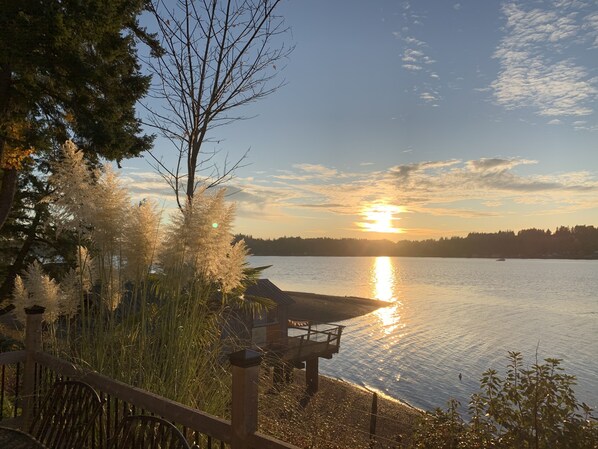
[237,225,598,259]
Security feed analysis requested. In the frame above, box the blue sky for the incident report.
[124,0,598,240]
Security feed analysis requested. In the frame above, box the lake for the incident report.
[249,256,598,412]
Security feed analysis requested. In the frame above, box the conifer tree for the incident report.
[0,0,158,232]
[0,0,159,309]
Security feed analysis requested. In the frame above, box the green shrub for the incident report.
[414,352,598,449]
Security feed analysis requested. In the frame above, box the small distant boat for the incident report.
[496,257,506,261]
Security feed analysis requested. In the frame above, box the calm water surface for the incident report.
[250,256,598,411]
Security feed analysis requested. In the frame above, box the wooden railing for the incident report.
[0,349,24,422]
[0,307,299,449]
[283,322,344,361]
[288,322,344,346]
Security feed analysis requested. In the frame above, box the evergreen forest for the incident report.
[238,225,598,259]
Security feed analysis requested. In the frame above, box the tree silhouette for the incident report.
[238,226,598,259]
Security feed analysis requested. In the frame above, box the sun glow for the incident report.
[358,204,403,234]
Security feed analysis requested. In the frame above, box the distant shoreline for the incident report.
[285,290,391,323]
[260,255,598,260]
[240,227,598,259]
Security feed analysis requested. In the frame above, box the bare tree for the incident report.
[146,0,291,209]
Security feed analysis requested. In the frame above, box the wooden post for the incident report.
[229,349,263,449]
[22,305,45,430]
[369,392,378,448]
[305,357,319,396]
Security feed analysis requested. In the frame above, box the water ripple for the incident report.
[253,256,598,411]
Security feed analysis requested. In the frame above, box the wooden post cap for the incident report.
[229,349,263,368]
[24,305,46,315]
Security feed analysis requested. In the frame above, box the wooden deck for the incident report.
[268,322,344,363]
[0,309,300,449]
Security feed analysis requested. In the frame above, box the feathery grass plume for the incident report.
[46,140,95,235]
[40,141,254,417]
[90,165,130,252]
[59,246,93,318]
[12,262,60,323]
[88,165,130,311]
[160,188,245,292]
[159,206,193,282]
[218,240,248,294]
[59,271,82,318]
[123,199,161,282]
[48,140,129,312]
[104,277,122,311]
[48,140,129,252]
[12,275,29,323]
[75,246,94,291]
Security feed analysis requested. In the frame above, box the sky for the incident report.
[123,0,598,241]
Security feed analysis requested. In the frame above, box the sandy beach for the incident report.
[285,291,392,322]
[260,367,422,448]
[258,291,422,447]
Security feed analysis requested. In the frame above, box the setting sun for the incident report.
[358,204,404,234]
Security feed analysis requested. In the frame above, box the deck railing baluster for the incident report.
[14,362,20,418]
[106,392,112,444]
[114,396,119,441]
[1,365,5,420]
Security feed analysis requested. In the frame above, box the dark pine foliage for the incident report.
[0,0,157,307]
[0,0,156,161]
[0,0,157,233]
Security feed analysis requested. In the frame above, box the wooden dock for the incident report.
[264,322,345,395]
[281,323,344,362]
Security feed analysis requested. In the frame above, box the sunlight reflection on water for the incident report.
[250,256,598,411]
[372,257,402,335]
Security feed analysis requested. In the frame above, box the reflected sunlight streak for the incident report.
[372,257,402,335]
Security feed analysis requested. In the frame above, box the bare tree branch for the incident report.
[144,0,291,207]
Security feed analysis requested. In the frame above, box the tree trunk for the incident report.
[0,63,12,164]
[0,62,17,232]
[0,168,18,232]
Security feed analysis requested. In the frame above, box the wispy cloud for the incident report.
[403,64,423,72]
[293,163,339,178]
[573,121,598,132]
[119,170,177,203]
[271,163,345,182]
[395,1,441,106]
[390,157,596,194]
[402,49,435,69]
[465,157,536,173]
[584,11,598,47]
[491,1,598,118]
[231,158,598,237]
[420,91,440,104]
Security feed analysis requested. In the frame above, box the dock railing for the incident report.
[284,322,344,361]
[0,307,299,449]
